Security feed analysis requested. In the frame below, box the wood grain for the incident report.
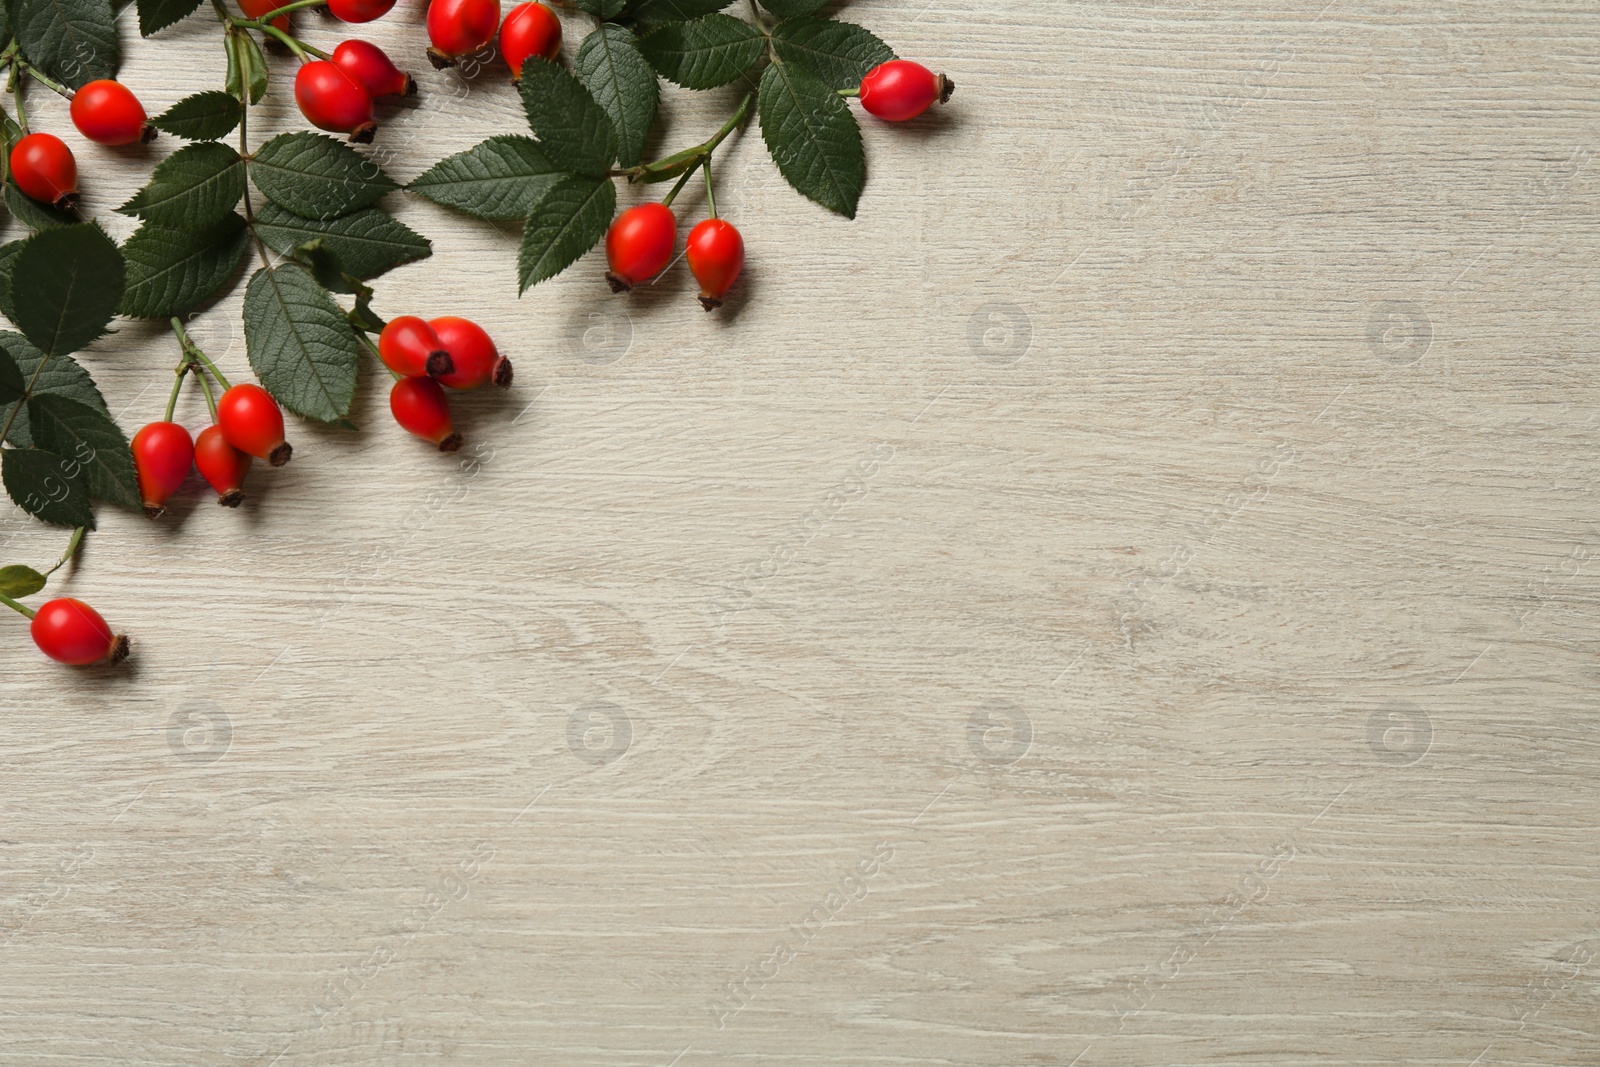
[2,0,1598,1063]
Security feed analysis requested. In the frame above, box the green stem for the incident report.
[250,22,326,60]
[249,0,327,22]
[164,360,190,422]
[0,591,35,619]
[18,62,72,99]
[661,166,696,208]
[8,62,27,136]
[630,92,754,183]
[702,159,717,219]
[195,363,219,421]
[42,525,85,578]
[171,317,231,391]
[837,87,859,98]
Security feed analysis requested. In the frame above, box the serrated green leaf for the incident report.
[243,264,361,422]
[758,0,828,17]
[12,223,126,357]
[758,60,864,218]
[407,136,564,221]
[225,30,268,104]
[250,131,399,220]
[27,393,139,510]
[572,0,625,17]
[0,336,109,448]
[5,184,77,230]
[252,203,430,280]
[638,13,764,90]
[13,0,119,89]
[0,564,46,598]
[151,91,242,140]
[0,239,23,322]
[517,59,618,177]
[1,448,95,527]
[119,213,249,319]
[117,142,245,229]
[0,338,21,404]
[138,0,204,34]
[517,174,615,293]
[577,25,659,169]
[630,0,731,29]
[771,17,893,89]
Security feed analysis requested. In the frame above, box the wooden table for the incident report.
[1,1,1597,1063]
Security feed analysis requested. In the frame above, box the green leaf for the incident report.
[117,142,245,229]
[630,0,731,28]
[0,338,21,404]
[638,13,764,90]
[252,203,430,280]
[12,223,126,357]
[0,564,46,598]
[1,448,95,527]
[225,30,268,104]
[758,60,864,218]
[576,25,659,169]
[137,0,204,35]
[27,393,139,510]
[0,239,23,322]
[758,0,828,17]
[0,335,109,448]
[12,0,119,89]
[119,213,249,319]
[407,136,564,221]
[517,59,618,177]
[250,131,399,220]
[517,174,615,293]
[571,0,624,17]
[151,90,242,140]
[243,264,361,422]
[5,184,77,230]
[770,17,893,89]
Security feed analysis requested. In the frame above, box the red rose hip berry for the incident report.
[239,0,290,31]
[685,218,744,311]
[500,2,562,79]
[379,315,453,378]
[328,0,396,22]
[333,39,415,98]
[9,133,78,210]
[430,316,511,389]
[217,383,292,466]
[30,598,128,666]
[70,80,154,146]
[427,0,501,68]
[131,421,195,517]
[605,202,676,292]
[390,376,462,451]
[295,61,377,143]
[194,425,252,507]
[858,60,953,122]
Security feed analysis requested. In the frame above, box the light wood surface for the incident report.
[3,1,1599,1063]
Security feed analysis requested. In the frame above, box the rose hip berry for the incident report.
[333,39,415,99]
[390,376,462,452]
[427,0,501,68]
[328,0,396,22]
[30,598,128,666]
[131,421,195,518]
[295,61,377,143]
[239,0,290,31]
[378,315,453,378]
[217,383,292,466]
[500,2,562,79]
[430,316,511,389]
[685,218,744,311]
[9,133,78,210]
[194,425,252,507]
[70,80,154,146]
[605,202,676,292]
[858,60,952,122]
